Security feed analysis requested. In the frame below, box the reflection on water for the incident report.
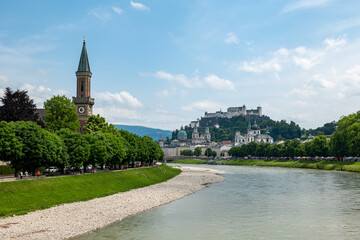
[76,164,360,240]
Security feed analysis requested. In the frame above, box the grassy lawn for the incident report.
[0,164,181,218]
[171,159,207,164]
[224,159,360,172]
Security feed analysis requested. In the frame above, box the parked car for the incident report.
[44,166,59,176]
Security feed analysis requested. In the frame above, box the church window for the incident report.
[81,81,84,92]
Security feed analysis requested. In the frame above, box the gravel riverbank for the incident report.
[0,166,225,240]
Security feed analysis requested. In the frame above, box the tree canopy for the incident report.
[44,95,79,132]
[0,87,39,123]
[85,114,108,134]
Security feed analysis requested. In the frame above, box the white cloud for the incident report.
[224,32,239,44]
[95,91,143,107]
[149,71,235,91]
[95,106,140,121]
[181,100,224,112]
[152,71,201,88]
[291,87,317,97]
[88,8,112,22]
[204,74,236,91]
[0,74,9,87]
[293,47,324,70]
[310,74,335,89]
[155,109,168,114]
[283,0,331,13]
[130,1,150,11]
[156,89,169,97]
[19,83,68,107]
[329,17,360,33]
[324,36,347,50]
[237,58,282,73]
[112,7,123,15]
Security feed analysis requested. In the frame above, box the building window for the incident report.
[81,81,84,92]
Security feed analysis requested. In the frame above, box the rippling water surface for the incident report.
[76,164,360,240]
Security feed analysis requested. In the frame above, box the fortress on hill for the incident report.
[204,105,262,119]
[190,105,264,128]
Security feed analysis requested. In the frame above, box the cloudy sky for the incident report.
[1,0,360,130]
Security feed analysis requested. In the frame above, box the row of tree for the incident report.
[228,135,329,158]
[0,89,164,176]
[180,147,217,157]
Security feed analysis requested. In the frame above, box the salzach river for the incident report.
[76,164,360,240]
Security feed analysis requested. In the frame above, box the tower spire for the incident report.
[77,38,90,72]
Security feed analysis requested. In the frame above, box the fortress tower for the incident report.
[72,38,95,132]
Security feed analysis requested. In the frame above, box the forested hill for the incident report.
[172,115,338,142]
[114,125,172,141]
[306,121,337,136]
[171,115,302,142]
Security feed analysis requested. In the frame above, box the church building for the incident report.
[72,38,95,132]
[234,121,273,145]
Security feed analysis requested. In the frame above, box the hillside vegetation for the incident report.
[172,116,302,142]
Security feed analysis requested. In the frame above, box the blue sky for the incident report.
[1,0,360,130]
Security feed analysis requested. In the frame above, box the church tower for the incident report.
[72,38,94,131]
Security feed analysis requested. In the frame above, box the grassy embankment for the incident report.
[171,159,360,173]
[170,159,207,164]
[225,159,360,172]
[0,164,181,218]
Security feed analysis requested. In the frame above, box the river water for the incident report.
[76,164,360,240]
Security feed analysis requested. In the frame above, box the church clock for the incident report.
[78,106,85,114]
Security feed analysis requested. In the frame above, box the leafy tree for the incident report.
[205,148,216,157]
[294,144,306,157]
[311,134,329,156]
[44,95,79,132]
[85,114,108,134]
[247,142,258,156]
[307,121,337,136]
[42,130,69,170]
[0,121,23,176]
[255,143,270,157]
[155,143,164,160]
[194,147,202,156]
[103,133,126,169]
[0,87,40,123]
[85,132,112,171]
[119,130,138,163]
[283,139,301,157]
[211,150,217,157]
[9,121,47,175]
[56,128,90,168]
[180,149,193,156]
[143,136,158,162]
[268,144,283,157]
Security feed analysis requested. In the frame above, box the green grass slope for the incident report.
[171,159,207,164]
[224,160,360,172]
[0,164,181,218]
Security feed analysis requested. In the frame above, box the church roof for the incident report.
[178,130,187,137]
[78,39,91,72]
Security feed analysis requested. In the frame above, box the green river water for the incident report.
[76,164,360,240]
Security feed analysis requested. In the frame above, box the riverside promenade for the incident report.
[0,166,225,240]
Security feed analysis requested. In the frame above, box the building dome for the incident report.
[178,130,187,137]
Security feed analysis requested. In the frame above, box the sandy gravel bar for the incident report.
[0,166,225,240]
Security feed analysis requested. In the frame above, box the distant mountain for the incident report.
[114,124,172,141]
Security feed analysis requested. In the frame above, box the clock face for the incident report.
[78,106,85,114]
